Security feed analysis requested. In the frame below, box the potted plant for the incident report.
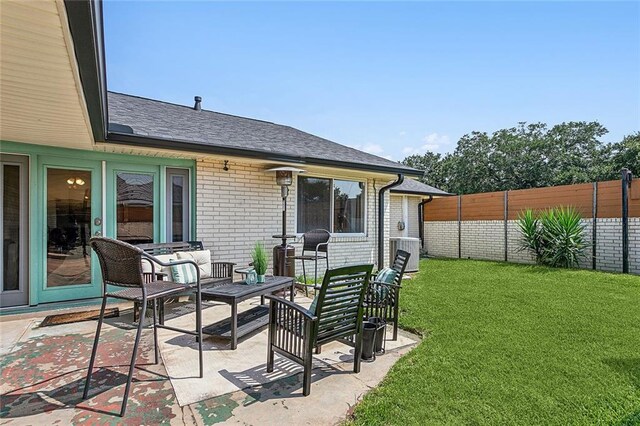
[251,242,268,283]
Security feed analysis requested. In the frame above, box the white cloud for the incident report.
[401,133,452,156]
[361,143,384,155]
[349,143,385,155]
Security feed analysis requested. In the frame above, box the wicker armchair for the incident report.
[266,264,373,396]
[83,237,204,417]
[364,249,410,341]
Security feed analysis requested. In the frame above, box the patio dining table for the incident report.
[200,276,295,349]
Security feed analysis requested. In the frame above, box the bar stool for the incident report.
[290,229,330,296]
[83,237,203,417]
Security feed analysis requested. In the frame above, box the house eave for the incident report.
[390,189,455,196]
[64,0,108,143]
[106,131,425,177]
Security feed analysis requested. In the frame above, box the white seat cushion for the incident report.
[141,254,178,280]
[176,250,212,279]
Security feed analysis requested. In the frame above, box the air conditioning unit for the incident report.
[389,237,420,272]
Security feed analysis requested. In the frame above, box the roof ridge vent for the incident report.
[194,96,202,111]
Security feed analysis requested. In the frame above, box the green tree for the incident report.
[401,121,630,194]
[402,151,446,189]
[598,132,640,179]
[544,121,609,185]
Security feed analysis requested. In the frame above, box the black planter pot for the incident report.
[366,316,387,355]
[361,322,377,362]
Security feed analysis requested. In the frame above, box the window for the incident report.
[333,179,365,233]
[297,176,365,234]
[166,168,190,242]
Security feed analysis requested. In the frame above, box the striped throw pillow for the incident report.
[373,267,397,299]
[170,261,198,284]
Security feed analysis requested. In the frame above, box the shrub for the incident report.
[251,242,268,275]
[517,207,586,268]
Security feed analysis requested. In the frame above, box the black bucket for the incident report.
[361,322,377,362]
[367,317,386,355]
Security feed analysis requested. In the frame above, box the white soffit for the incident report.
[0,0,94,149]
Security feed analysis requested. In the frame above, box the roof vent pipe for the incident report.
[378,173,404,269]
[194,96,202,111]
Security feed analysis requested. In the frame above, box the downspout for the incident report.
[378,174,404,269]
[418,196,433,251]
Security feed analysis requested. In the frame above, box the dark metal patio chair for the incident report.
[83,237,203,417]
[290,229,330,296]
[266,264,373,396]
[364,249,410,341]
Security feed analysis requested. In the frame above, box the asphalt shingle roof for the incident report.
[390,178,453,196]
[107,92,422,176]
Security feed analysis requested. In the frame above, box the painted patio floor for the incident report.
[0,301,418,425]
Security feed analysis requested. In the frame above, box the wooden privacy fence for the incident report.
[424,172,638,273]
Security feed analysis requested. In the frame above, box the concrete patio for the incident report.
[0,294,418,425]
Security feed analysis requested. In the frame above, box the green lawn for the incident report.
[350,259,640,425]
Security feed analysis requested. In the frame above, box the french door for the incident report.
[0,155,29,307]
[107,163,160,245]
[37,157,103,303]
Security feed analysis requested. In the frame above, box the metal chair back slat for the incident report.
[314,265,371,342]
[266,263,373,396]
[364,249,411,341]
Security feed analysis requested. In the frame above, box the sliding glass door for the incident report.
[0,155,29,307]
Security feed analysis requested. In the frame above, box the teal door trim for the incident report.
[36,156,103,303]
[1,140,197,305]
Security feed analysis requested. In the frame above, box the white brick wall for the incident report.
[196,158,392,278]
[389,195,421,240]
[389,196,403,238]
[461,221,505,261]
[595,218,623,272]
[406,197,421,240]
[630,218,640,275]
[424,217,638,274]
[424,221,459,258]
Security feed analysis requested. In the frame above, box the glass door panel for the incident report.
[116,172,154,244]
[1,155,28,307]
[39,158,102,303]
[166,168,190,242]
[46,169,92,287]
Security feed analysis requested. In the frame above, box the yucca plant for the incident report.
[539,207,586,268]
[517,207,586,268]
[517,209,544,264]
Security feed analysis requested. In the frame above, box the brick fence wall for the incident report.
[425,217,638,274]
[424,179,638,274]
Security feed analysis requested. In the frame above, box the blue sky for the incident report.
[104,1,639,160]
